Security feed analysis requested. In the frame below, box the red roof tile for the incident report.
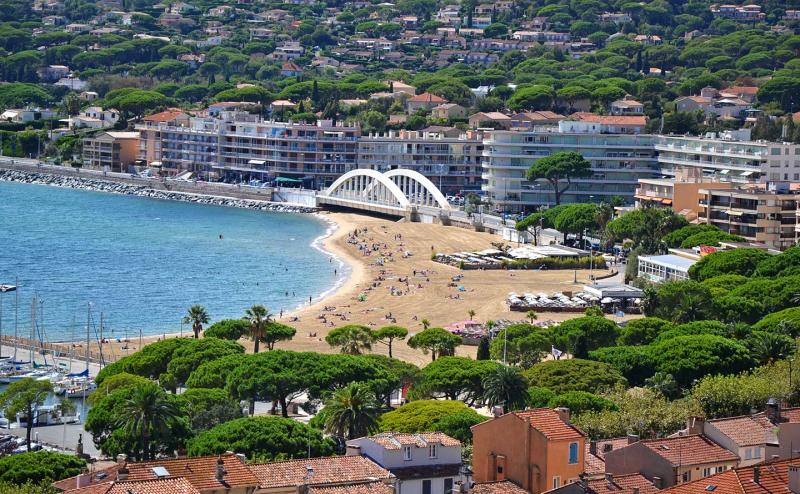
[472,481,529,494]
[512,409,586,441]
[640,435,739,467]
[707,416,777,446]
[365,432,461,450]
[309,481,395,494]
[661,458,799,494]
[143,110,187,122]
[123,454,260,491]
[409,92,446,103]
[250,456,392,489]
[585,474,659,494]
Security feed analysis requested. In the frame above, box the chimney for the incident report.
[116,454,127,465]
[652,477,663,489]
[687,416,705,435]
[117,466,129,481]
[589,441,597,456]
[633,489,639,494]
[766,398,781,423]
[627,434,640,445]
[605,473,613,486]
[753,466,760,485]
[215,458,226,482]
[554,407,570,423]
[492,406,504,418]
[789,465,800,494]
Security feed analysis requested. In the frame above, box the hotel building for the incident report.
[481,121,659,211]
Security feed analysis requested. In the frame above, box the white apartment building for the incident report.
[481,127,658,211]
[346,432,468,494]
[654,132,800,183]
[358,128,484,195]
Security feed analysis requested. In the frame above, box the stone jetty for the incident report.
[0,169,317,213]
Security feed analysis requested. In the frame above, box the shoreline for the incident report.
[0,168,316,213]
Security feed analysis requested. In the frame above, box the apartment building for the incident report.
[358,128,484,195]
[654,132,800,183]
[481,126,659,211]
[82,131,139,172]
[697,182,799,250]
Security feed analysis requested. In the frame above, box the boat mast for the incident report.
[29,294,35,365]
[13,277,18,361]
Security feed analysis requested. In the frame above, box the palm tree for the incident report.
[183,305,209,339]
[323,383,381,440]
[644,372,678,399]
[526,310,538,324]
[244,305,272,353]
[482,365,528,412]
[672,294,704,323]
[749,332,795,365]
[467,309,476,320]
[116,386,182,461]
[421,319,431,330]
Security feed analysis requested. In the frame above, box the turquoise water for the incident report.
[0,181,342,342]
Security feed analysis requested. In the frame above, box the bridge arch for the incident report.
[384,169,453,210]
[325,168,410,209]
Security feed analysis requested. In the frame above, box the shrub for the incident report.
[523,359,626,394]
[547,391,617,415]
[689,248,772,281]
[379,400,478,433]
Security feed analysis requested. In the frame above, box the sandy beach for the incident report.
[86,211,614,366]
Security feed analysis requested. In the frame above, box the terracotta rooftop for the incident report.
[585,444,606,476]
[707,415,777,446]
[363,432,461,450]
[53,463,122,491]
[472,481,529,494]
[63,477,202,494]
[585,474,659,494]
[640,435,739,466]
[661,458,798,494]
[512,409,585,441]
[309,481,395,494]
[143,110,187,122]
[123,454,260,491]
[409,92,446,103]
[571,112,647,125]
[250,456,393,489]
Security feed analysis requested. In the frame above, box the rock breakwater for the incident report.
[0,169,317,213]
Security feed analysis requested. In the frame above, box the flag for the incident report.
[551,345,563,360]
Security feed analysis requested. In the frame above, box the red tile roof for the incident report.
[585,444,606,476]
[365,432,461,450]
[513,409,586,441]
[661,458,798,494]
[250,456,392,489]
[572,112,647,126]
[640,435,739,467]
[472,481,529,494]
[63,478,202,494]
[143,110,187,122]
[123,454,260,491]
[707,415,777,446]
[409,92,446,103]
[54,464,122,492]
[586,474,659,494]
[309,481,395,494]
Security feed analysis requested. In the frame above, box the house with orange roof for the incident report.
[472,480,530,494]
[472,408,587,494]
[604,435,739,488]
[346,432,466,494]
[250,455,393,494]
[658,458,798,494]
[406,93,447,114]
[564,113,648,134]
[54,453,260,494]
[63,477,201,494]
[547,472,660,494]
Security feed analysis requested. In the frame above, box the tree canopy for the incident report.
[523,359,626,394]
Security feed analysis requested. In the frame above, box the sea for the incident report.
[0,180,345,343]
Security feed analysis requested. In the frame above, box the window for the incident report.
[445,478,453,494]
[553,477,560,489]
[682,471,690,483]
[754,448,762,459]
[404,446,412,461]
[745,448,752,460]
[429,445,437,458]
[568,442,579,465]
[423,480,432,494]
[703,468,711,477]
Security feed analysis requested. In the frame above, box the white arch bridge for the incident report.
[317,169,454,217]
